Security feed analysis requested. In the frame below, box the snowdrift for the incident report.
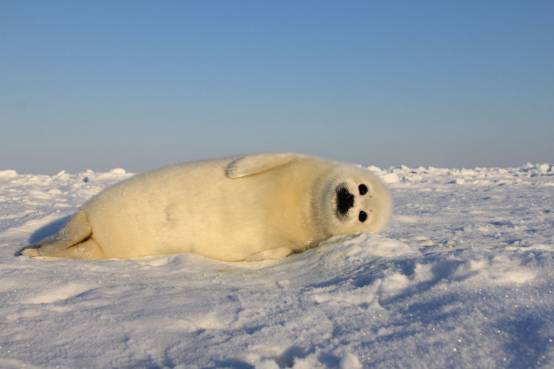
[0,164,552,368]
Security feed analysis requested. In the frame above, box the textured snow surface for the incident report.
[0,164,553,369]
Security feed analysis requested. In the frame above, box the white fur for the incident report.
[24,153,392,261]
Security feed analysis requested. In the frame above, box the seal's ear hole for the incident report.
[359,211,368,222]
[358,184,368,195]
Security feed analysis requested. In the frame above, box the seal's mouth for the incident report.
[336,186,354,216]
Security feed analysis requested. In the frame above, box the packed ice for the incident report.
[0,163,552,368]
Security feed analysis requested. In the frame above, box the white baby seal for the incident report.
[22,153,392,261]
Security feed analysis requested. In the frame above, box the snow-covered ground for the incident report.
[0,163,553,369]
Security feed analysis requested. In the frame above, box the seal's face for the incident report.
[317,165,392,236]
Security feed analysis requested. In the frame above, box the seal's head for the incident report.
[314,164,392,237]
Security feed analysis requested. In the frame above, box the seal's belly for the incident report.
[85,161,285,260]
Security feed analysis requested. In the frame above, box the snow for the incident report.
[0,164,553,369]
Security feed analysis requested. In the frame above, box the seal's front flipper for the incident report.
[22,210,94,258]
[245,247,293,261]
[225,153,303,179]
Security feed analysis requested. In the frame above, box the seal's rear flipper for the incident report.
[225,153,302,178]
[21,210,93,258]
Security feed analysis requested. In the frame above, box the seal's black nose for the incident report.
[336,187,354,215]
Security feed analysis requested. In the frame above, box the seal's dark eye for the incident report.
[358,184,368,195]
[359,211,368,222]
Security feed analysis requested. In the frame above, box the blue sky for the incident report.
[1,1,553,173]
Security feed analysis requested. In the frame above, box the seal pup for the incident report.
[22,153,392,261]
